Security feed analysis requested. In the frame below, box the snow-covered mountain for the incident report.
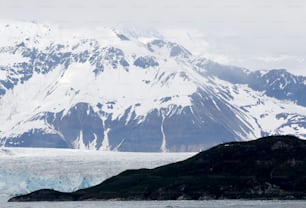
[0,21,306,152]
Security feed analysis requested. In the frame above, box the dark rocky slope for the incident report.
[9,135,306,201]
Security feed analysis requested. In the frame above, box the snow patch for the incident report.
[0,53,29,67]
[73,130,87,149]
[160,114,167,152]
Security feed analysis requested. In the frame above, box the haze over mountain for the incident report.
[0,21,306,152]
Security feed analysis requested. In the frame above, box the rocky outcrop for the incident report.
[9,135,306,201]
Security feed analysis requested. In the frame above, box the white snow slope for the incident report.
[0,21,305,151]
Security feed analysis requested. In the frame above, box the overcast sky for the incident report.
[0,0,306,75]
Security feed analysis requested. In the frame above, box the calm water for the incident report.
[3,200,306,208]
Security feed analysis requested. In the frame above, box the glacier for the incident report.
[0,147,194,202]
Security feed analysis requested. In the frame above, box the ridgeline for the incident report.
[9,135,306,201]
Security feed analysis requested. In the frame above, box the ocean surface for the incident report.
[3,200,306,208]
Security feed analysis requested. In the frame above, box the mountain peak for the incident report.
[0,22,306,151]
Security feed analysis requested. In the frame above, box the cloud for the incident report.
[256,55,292,63]
[160,28,210,56]
[0,0,306,75]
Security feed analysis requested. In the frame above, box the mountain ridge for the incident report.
[0,22,306,151]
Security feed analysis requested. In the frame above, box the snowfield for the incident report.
[0,22,306,152]
[0,148,194,202]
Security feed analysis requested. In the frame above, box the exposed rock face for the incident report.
[9,135,306,201]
